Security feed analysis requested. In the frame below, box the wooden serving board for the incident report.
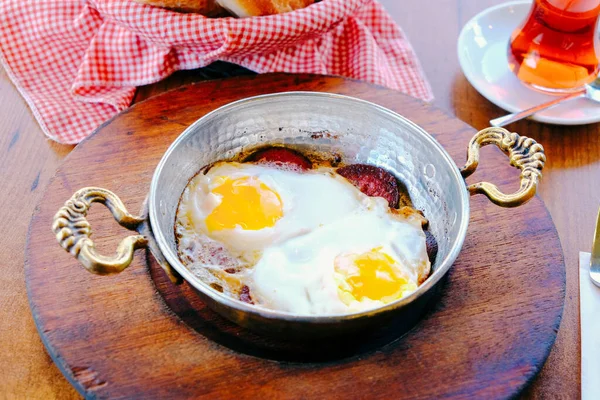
[25,74,565,399]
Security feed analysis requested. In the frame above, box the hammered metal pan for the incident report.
[52,92,545,338]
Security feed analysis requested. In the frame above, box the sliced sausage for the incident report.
[337,164,400,208]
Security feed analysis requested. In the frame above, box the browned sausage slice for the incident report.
[337,164,400,208]
[247,147,312,171]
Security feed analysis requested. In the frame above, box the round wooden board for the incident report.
[26,74,565,399]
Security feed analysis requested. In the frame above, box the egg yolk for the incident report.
[335,248,417,305]
[206,176,283,232]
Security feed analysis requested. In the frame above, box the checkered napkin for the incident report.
[0,0,433,144]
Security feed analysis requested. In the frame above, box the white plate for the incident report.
[457,0,600,125]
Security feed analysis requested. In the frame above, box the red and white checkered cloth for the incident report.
[0,0,433,144]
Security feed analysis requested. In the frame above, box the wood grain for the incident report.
[0,0,586,398]
[26,74,564,399]
[0,66,78,398]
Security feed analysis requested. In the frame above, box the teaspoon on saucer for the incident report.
[490,77,600,127]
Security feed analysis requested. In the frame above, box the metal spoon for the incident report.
[490,77,600,127]
[590,206,600,288]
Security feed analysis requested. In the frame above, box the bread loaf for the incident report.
[133,0,226,15]
[216,0,316,17]
[133,0,315,16]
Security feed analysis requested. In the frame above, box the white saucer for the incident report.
[457,0,600,125]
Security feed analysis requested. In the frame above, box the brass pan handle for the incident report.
[460,127,546,207]
[52,187,148,275]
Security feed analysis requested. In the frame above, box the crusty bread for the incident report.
[216,0,315,17]
[134,0,315,16]
[133,0,226,15]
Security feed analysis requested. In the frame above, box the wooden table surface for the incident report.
[0,1,588,398]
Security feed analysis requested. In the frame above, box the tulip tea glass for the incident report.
[508,0,600,92]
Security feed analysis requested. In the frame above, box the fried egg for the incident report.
[176,161,430,316]
[248,199,429,315]
[178,162,363,262]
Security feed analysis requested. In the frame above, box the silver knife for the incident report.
[590,206,600,287]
